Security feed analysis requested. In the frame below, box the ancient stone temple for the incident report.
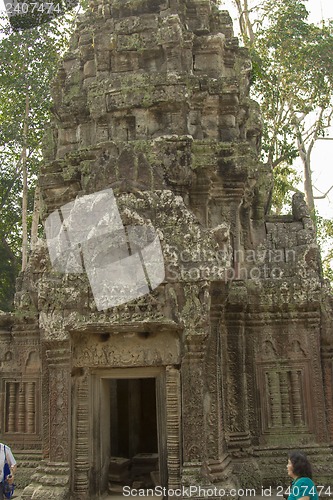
[1,0,333,498]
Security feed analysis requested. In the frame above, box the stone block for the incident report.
[95,124,109,143]
[150,470,160,486]
[58,127,77,146]
[112,52,139,72]
[79,32,94,60]
[115,14,159,34]
[132,453,159,474]
[109,457,131,483]
[83,60,96,78]
[95,50,111,72]
[297,228,314,246]
[87,91,107,119]
[62,57,78,74]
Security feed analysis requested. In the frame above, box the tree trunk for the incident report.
[31,184,40,250]
[303,157,315,217]
[291,111,316,218]
[295,132,315,217]
[233,0,255,44]
[21,93,29,272]
[243,0,255,44]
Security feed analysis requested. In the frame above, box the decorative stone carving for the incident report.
[47,344,71,463]
[73,371,90,497]
[165,366,181,489]
[1,0,333,497]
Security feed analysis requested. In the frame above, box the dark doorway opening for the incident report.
[109,378,159,492]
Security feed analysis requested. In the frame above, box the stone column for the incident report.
[26,382,36,434]
[8,382,17,432]
[22,340,71,500]
[203,296,233,484]
[47,343,71,463]
[224,284,251,450]
[165,366,182,489]
[204,301,224,461]
[73,369,90,500]
[319,304,333,442]
[322,348,333,441]
[181,331,208,486]
[18,386,26,433]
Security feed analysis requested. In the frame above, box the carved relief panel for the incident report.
[0,334,42,449]
[257,363,313,436]
[255,329,320,445]
[3,379,39,435]
[72,329,181,368]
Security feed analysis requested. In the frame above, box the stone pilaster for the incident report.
[165,366,182,489]
[73,369,90,500]
[181,331,208,485]
[319,297,333,442]
[22,340,71,499]
[224,284,251,451]
[47,344,71,462]
[203,292,234,484]
[321,347,333,441]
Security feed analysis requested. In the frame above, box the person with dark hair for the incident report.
[287,451,319,500]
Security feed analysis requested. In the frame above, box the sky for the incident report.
[226,0,333,220]
[0,0,332,220]
[293,0,333,221]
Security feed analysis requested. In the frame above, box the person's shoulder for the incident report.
[296,477,317,491]
[297,477,315,485]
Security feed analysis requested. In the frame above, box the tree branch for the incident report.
[313,184,333,199]
[307,107,324,162]
[271,153,294,169]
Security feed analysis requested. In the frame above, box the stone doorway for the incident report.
[92,368,167,497]
[109,378,158,490]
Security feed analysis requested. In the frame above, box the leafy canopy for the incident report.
[0,13,75,309]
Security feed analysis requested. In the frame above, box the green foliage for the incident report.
[0,242,19,311]
[0,12,76,309]
[254,1,333,280]
[270,163,302,213]
[234,0,333,281]
[0,157,21,310]
[317,216,333,286]
[249,0,333,169]
[7,0,79,31]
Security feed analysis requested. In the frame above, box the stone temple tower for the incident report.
[1,0,333,498]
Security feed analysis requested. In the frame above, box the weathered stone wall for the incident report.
[0,0,332,498]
